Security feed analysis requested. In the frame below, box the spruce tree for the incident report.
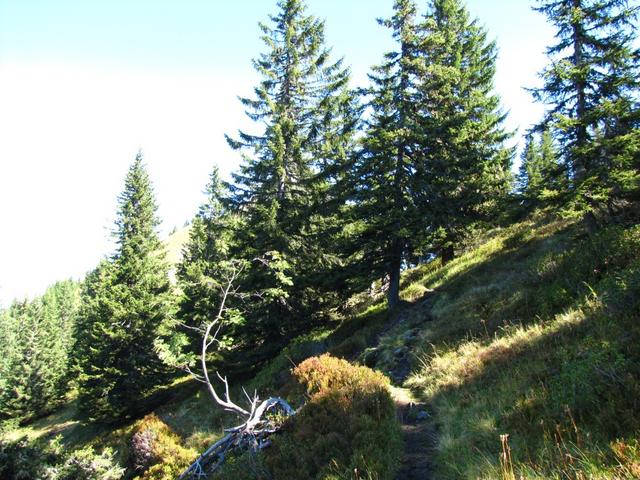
[0,308,12,406]
[41,280,81,395]
[0,301,36,419]
[540,129,561,187]
[0,281,80,420]
[177,166,236,354]
[351,0,421,308]
[225,0,358,351]
[532,0,640,210]
[77,154,173,422]
[518,134,543,195]
[519,130,566,203]
[415,0,513,261]
[72,260,111,380]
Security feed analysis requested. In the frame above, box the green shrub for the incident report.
[265,355,401,480]
[129,414,196,480]
[0,436,57,480]
[0,435,125,480]
[212,450,272,480]
[54,445,125,480]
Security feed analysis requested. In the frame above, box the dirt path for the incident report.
[352,295,439,479]
[392,387,436,480]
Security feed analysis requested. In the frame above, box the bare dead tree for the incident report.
[176,261,295,479]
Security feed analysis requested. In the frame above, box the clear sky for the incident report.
[0,0,555,306]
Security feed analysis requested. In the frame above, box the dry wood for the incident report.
[177,262,295,479]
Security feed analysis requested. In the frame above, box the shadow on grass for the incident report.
[8,376,200,450]
[391,220,577,352]
[408,255,640,478]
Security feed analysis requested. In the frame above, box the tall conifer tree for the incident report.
[225,0,358,349]
[415,0,513,261]
[177,166,236,353]
[352,0,421,308]
[77,154,173,422]
[0,301,41,419]
[0,281,80,420]
[519,130,566,202]
[532,0,640,209]
[519,135,543,195]
[351,0,510,306]
[0,308,13,405]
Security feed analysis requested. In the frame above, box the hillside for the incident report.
[164,227,191,268]
[2,0,638,477]
[374,214,640,478]
[2,212,639,479]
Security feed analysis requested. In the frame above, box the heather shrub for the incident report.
[129,414,196,480]
[265,355,401,480]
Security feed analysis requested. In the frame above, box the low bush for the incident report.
[129,414,196,480]
[265,355,401,480]
[0,435,124,480]
[53,445,125,480]
[0,436,58,480]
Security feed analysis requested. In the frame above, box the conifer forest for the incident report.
[1,0,640,478]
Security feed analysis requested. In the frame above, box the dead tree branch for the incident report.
[177,261,295,479]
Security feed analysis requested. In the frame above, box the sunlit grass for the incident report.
[3,213,639,479]
[164,226,190,267]
[399,217,640,479]
[2,402,81,443]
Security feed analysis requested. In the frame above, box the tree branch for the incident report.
[177,260,297,479]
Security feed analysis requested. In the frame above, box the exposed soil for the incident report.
[352,293,439,479]
[393,388,437,480]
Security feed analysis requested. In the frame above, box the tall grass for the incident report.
[402,218,640,479]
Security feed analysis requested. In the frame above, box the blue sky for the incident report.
[0,0,555,306]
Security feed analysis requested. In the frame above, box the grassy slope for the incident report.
[3,213,640,478]
[389,214,640,479]
[164,226,190,267]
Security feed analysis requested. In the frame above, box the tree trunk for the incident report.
[572,0,589,180]
[385,22,412,312]
[583,210,599,236]
[440,244,455,265]
[387,241,403,310]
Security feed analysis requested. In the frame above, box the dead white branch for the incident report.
[177,261,295,479]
